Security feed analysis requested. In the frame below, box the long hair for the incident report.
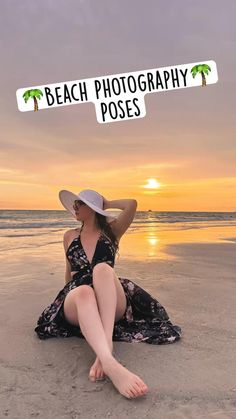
[80,212,120,259]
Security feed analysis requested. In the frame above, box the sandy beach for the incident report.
[1,225,236,418]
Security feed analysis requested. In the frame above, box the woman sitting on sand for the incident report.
[35,189,182,399]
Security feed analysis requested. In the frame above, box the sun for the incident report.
[143,178,162,189]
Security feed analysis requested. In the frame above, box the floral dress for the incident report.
[34,228,182,345]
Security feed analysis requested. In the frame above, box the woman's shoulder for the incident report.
[63,227,81,242]
[63,228,82,253]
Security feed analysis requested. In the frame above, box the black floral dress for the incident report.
[34,228,182,344]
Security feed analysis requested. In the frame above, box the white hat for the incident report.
[59,189,117,221]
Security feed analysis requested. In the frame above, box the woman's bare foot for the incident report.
[89,342,113,382]
[89,356,106,381]
[102,356,149,399]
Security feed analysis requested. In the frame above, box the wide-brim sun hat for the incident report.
[59,189,117,222]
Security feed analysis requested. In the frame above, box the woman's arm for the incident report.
[63,230,72,285]
[103,197,137,240]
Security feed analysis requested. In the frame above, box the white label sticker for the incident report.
[16,60,218,124]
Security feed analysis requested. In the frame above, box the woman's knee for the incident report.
[93,262,113,273]
[70,284,95,300]
[92,263,114,281]
[64,285,94,311]
[63,285,94,325]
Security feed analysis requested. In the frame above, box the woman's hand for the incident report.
[101,195,110,210]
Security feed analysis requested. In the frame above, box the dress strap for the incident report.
[75,225,108,242]
[75,225,83,238]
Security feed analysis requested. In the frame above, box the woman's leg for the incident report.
[64,285,113,363]
[89,263,127,380]
[93,263,127,350]
[63,284,148,398]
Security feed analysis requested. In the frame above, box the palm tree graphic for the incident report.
[191,64,211,87]
[23,89,43,111]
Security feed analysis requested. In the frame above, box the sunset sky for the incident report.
[0,1,235,211]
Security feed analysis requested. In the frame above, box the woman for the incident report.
[35,189,182,399]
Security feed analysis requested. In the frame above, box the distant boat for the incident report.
[148,209,152,212]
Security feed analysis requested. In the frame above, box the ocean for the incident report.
[1,210,236,253]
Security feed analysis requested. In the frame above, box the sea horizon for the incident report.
[1,209,236,257]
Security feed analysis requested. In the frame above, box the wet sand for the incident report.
[0,226,236,418]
